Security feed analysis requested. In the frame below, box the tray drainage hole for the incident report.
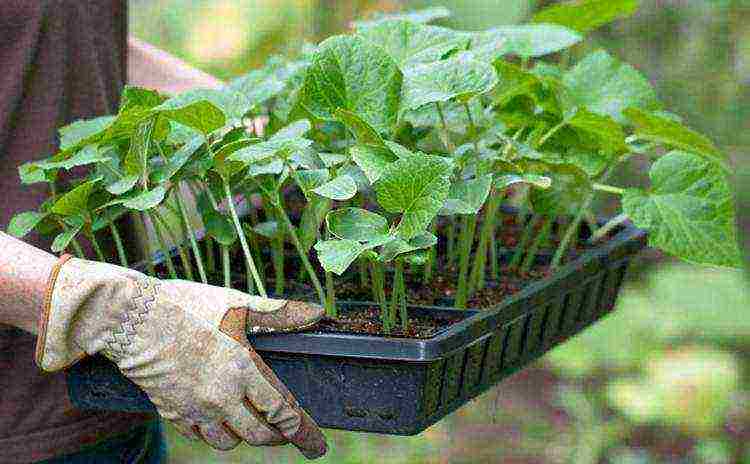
[344,406,369,418]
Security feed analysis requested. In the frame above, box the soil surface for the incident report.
[313,306,463,339]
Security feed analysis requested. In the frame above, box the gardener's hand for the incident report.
[35,255,327,459]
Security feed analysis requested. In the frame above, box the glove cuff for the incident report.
[35,254,85,372]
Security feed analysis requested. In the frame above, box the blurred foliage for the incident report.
[129,1,750,462]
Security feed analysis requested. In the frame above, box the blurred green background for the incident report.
[130,1,750,462]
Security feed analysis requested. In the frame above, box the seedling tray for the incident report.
[66,223,645,434]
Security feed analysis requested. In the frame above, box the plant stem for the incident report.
[371,261,389,334]
[446,217,456,268]
[463,101,480,154]
[205,236,216,274]
[109,222,129,267]
[455,214,478,309]
[520,216,553,276]
[536,120,567,148]
[469,191,503,294]
[86,229,107,263]
[247,204,266,284]
[276,203,327,307]
[222,244,231,288]
[147,212,177,279]
[590,213,629,243]
[70,238,86,259]
[550,197,592,271]
[135,213,156,276]
[151,209,194,281]
[173,188,208,283]
[592,183,626,195]
[435,101,455,152]
[223,180,266,296]
[392,260,408,330]
[264,204,286,296]
[508,214,540,270]
[423,220,437,284]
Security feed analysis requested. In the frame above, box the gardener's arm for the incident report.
[0,232,55,334]
[127,36,222,93]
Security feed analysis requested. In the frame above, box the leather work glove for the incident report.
[35,255,327,459]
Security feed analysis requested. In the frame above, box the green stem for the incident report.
[371,261,389,334]
[70,238,86,259]
[87,228,107,263]
[222,244,231,288]
[490,226,498,280]
[520,216,553,276]
[395,260,408,330]
[276,203,327,307]
[423,220,436,284]
[223,180,266,296]
[247,204,266,284]
[435,101,455,152]
[592,183,626,195]
[148,212,178,279]
[463,101,480,154]
[205,236,216,274]
[109,222,129,267]
[550,198,591,271]
[469,191,503,293]
[508,214,540,271]
[135,213,156,276]
[590,213,629,243]
[446,217,456,268]
[174,188,208,283]
[455,214,478,309]
[152,209,194,281]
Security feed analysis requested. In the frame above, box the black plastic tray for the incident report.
[66,224,646,434]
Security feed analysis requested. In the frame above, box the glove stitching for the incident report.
[104,277,160,359]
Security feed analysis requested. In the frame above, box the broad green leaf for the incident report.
[401,52,498,113]
[564,149,609,177]
[154,96,226,135]
[106,175,140,195]
[92,205,128,232]
[379,231,437,262]
[299,196,331,251]
[300,35,403,133]
[353,6,451,28]
[120,86,166,113]
[212,139,255,180]
[314,239,369,275]
[470,25,582,61]
[124,118,155,177]
[383,141,414,159]
[440,174,493,215]
[563,50,660,123]
[311,175,358,200]
[270,120,312,141]
[250,221,283,240]
[18,162,47,185]
[334,108,387,147]
[39,145,112,171]
[533,0,640,34]
[350,145,398,184]
[495,173,552,190]
[150,136,205,183]
[566,107,627,153]
[319,152,348,168]
[7,211,46,238]
[122,185,167,211]
[248,159,284,176]
[51,222,84,253]
[227,69,286,110]
[294,169,330,197]
[356,20,468,68]
[622,151,740,268]
[527,162,591,214]
[326,207,389,242]
[204,211,237,246]
[58,116,115,151]
[375,154,452,239]
[230,138,312,164]
[51,178,101,217]
[624,108,723,162]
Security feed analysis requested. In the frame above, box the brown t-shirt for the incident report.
[0,2,151,462]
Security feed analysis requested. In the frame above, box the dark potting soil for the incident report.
[314,306,462,339]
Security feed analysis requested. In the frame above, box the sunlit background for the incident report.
[130,1,750,462]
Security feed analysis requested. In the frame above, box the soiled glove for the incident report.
[36,255,327,459]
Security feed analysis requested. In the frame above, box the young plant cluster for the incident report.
[9,2,740,334]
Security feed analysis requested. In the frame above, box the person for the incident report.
[0,2,327,462]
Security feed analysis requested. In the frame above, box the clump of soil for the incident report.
[314,306,463,339]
